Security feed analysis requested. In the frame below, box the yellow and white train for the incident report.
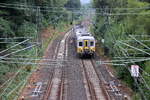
[74,25,96,57]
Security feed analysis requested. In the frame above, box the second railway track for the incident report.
[81,59,108,100]
[43,28,72,100]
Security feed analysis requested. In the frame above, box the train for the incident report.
[74,25,96,58]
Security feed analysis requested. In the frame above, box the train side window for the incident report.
[79,42,83,46]
[90,41,94,46]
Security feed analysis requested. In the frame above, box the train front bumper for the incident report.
[79,49,94,55]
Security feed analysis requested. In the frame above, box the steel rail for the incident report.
[42,42,60,100]
[43,28,72,100]
[81,60,97,100]
[91,59,113,100]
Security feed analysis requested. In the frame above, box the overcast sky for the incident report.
[80,0,91,4]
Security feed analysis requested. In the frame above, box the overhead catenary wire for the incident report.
[97,21,149,99]
[90,2,150,99]
[0,2,69,98]
[6,80,25,97]
[0,68,23,89]
[116,38,150,63]
[0,64,28,97]
[121,46,150,92]
[0,39,30,54]
[130,35,150,37]
[115,43,150,63]
[0,2,150,10]
[139,73,150,90]
[0,37,33,40]
[0,57,70,62]
[113,57,150,59]
[0,42,38,44]
[120,40,150,42]
[0,3,150,16]
[119,44,150,79]
[118,45,148,100]
[99,58,150,63]
[98,43,148,99]
[98,59,149,65]
[117,41,150,56]
[123,48,150,50]
[129,35,150,50]
[139,67,150,77]
[0,44,37,59]
[0,60,70,67]
[0,55,37,97]
[0,42,39,96]
[0,1,149,98]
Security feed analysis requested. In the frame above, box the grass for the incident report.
[0,22,73,100]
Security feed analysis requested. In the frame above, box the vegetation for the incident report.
[93,0,150,99]
[0,0,81,99]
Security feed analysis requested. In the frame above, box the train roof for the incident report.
[77,35,95,40]
[75,28,92,36]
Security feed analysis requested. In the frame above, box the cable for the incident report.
[0,57,70,62]
[0,39,29,54]
[0,60,69,67]
[130,35,150,37]
[0,4,150,16]
[0,2,149,10]
[0,64,28,97]
[0,37,33,39]
[139,73,150,90]
[120,40,150,42]
[0,44,37,59]
[129,35,150,50]
[118,45,148,100]
[139,67,150,77]
[0,55,37,97]
[118,41,150,56]
[100,58,150,64]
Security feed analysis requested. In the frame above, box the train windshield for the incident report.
[81,34,90,36]
[79,42,83,46]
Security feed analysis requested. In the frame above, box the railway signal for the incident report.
[131,65,140,78]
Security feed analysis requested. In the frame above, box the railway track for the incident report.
[43,28,72,100]
[81,59,109,100]
[18,23,130,100]
[93,59,124,100]
[21,25,125,100]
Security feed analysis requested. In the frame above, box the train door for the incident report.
[83,40,89,50]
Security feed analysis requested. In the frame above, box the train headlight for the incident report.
[91,47,95,51]
[78,47,83,53]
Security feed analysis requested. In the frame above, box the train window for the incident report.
[90,41,94,46]
[79,42,83,46]
[81,34,90,36]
